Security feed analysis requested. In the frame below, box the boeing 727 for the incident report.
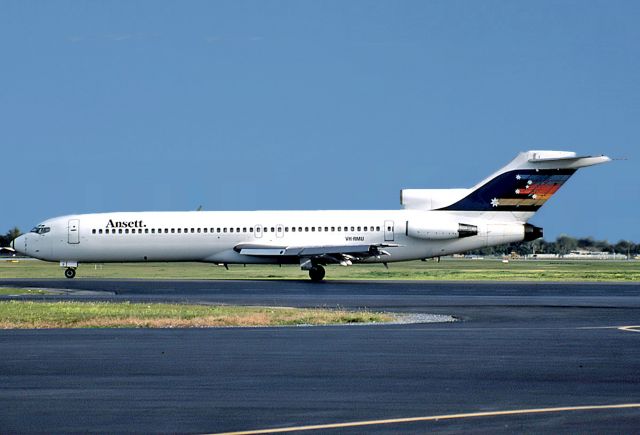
[11,150,610,281]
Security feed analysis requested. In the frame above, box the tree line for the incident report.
[468,235,640,257]
[0,227,21,248]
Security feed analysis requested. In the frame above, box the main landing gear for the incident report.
[64,268,76,279]
[308,265,325,282]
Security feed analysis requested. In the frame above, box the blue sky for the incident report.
[2,1,638,242]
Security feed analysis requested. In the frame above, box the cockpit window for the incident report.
[30,225,50,235]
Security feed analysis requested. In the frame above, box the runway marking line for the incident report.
[211,403,640,434]
[619,325,640,333]
[579,325,640,333]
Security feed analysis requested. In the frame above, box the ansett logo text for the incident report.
[106,219,146,228]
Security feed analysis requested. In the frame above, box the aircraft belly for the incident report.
[55,238,221,263]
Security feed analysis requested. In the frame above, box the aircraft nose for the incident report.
[12,235,25,255]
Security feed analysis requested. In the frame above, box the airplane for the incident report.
[10,150,610,281]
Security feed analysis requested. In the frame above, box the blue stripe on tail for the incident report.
[438,169,577,212]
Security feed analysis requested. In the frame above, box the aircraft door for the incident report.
[384,220,394,242]
[68,219,80,244]
[254,225,263,238]
[276,225,284,238]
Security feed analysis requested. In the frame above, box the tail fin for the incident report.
[438,150,610,213]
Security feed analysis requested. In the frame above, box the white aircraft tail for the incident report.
[401,150,610,218]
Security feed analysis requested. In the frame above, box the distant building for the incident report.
[562,250,627,260]
[526,253,560,260]
[525,250,628,260]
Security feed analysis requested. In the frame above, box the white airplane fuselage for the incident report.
[16,209,525,265]
[11,150,610,280]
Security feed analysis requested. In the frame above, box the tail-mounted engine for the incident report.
[406,221,478,240]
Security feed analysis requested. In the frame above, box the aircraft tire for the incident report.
[309,265,325,282]
[64,268,76,279]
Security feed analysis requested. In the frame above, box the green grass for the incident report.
[0,300,393,329]
[1,259,638,281]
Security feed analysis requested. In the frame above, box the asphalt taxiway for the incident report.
[1,279,639,433]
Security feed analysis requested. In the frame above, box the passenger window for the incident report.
[291,227,296,232]
[217,228,221,233]
[171,229,175,233]
[164,229,169,233]
[324,227,328,232]
[184,228,188,233]
[338,227,341,231]
[331,226,335,231]
[376,226,380,231]
[351,226,355,231]
[203,228,207,233]
[318,227,322,232]
[298,227,302,232]
[285,227,289,232]
[178,229,182,233]
[237,228,241,233]
[305,227,309,232]
[243,228,246,233]
[126,229,130,234]
[145,229,149,234]
[138,229,143,234]
[224,228,228,233]
[92,229,96,234]
[357,226,361,231]
[249,227,253,232]
[256,227,261,232]
[363,226,367,231]
[370,226,374,231]
[270,227,274,232]
[312,227,315,232]
[387,226,391,231]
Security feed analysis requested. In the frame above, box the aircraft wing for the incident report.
[233,243,398,266]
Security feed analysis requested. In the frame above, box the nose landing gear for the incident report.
[60,261,78,279]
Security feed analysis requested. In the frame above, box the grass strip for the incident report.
[0,301,394,329]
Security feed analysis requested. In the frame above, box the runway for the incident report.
[1,279,640,433]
